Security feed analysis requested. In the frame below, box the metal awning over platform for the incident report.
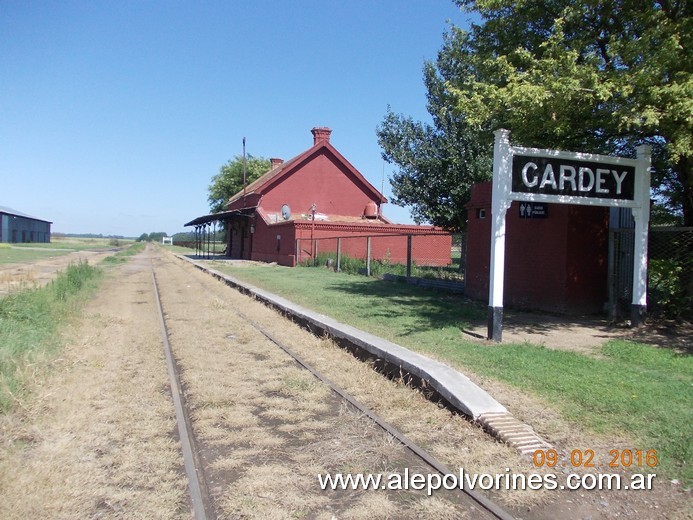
[184,208,255,227]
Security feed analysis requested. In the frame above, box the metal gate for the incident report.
[607,209,635,318]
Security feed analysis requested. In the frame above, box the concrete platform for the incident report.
[177,254,551,453]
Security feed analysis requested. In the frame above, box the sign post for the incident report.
[631,145,652,326]
[488,130,512,342]
[488,130,651,342]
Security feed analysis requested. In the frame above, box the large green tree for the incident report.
[207,155,271,214]
[452,0,692,224]
[377,37,493,231]
[380,0,692,225]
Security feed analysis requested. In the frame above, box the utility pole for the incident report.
[242,137,247,205]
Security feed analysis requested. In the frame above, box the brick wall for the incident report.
[465,182,608,314]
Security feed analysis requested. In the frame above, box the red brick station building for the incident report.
[187,127,620,315]
[186,127,451,267]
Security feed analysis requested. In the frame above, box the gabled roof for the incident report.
[227,135,387,208]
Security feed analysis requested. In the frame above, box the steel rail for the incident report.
[239,312,515,520]
[162,254,515,520]
[151,264,214,520]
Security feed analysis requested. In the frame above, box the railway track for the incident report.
[149,249,515,519]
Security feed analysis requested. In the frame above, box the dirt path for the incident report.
[0,246,689,519]
[464,308,692,354]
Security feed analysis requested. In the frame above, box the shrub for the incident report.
[649,258,691,318]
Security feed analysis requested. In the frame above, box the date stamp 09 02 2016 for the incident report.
[533,449,659,470]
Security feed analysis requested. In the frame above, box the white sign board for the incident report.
[488,130,651,341]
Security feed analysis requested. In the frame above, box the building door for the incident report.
[226,223,233,257]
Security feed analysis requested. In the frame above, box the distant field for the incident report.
[0,247,72,264]
[0,237,131,265]
[15,236,133,250]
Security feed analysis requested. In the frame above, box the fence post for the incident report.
[206,223,211,259]
[366,236,371,276]
[336,237,341,272]
[406,235,412,278]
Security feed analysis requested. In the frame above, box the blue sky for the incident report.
[1,1,474,237]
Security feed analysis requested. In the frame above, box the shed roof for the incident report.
[184,207,255,227]
[0,205,52,223]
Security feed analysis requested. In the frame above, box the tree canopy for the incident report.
[378,0,692,226]
[207,155,271,214]
[377,44,493,231]
[136,232,168,242]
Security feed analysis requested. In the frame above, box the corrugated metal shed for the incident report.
[0,205,52,243]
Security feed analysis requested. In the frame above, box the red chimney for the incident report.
[311,127,332,145]
[270,158,284,168]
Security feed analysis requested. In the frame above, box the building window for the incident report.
[477,208,486,219]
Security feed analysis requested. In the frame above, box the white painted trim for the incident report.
[510,145,639,168]
[632,145,652,307]
[489,129,512,310]
[509,192,640,208]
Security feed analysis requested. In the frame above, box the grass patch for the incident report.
[0,260,101,411]
[1,237,132,265]
[302,251,464,281]
[101,242,146,264]
[0,247,74,264]
[163,244,193,255]
[208,262,693,485]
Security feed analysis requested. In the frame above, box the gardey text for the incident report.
[512,155,635,201]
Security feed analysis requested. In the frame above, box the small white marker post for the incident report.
[487,130,651,342]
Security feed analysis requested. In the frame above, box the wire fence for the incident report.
[610,226,693,319]
[175,223,690,320]
[296,232,466,282]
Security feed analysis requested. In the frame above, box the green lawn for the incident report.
[206,261,693,485]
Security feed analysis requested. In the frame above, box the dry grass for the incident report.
[0,252,188,519]
[0,249,116,297]
[164,254,693,519]
[3,245,686,519]
[231,305,553,507]
[153,252,495,518]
